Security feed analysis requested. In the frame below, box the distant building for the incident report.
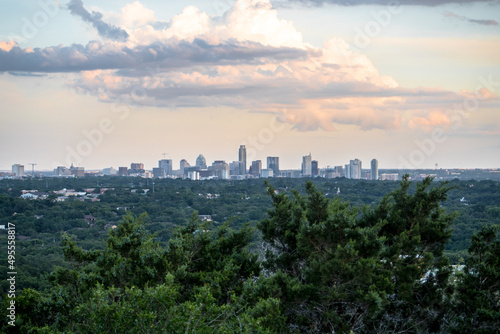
[312,160,319,177]
[102,167,117,176]
[131,162,144,170]
[153,167,165,178]
[184,166,201,180]
[261,169,274,178]
[381,173,399,181]
[84,214,96,225]
[54,166,71,176]
[159,159,173,176]
[348,159,362,179]
[199,215,212,222]
[249,160,262,177]
[130,163,145,174]
[239,145,247,175]
[118,167,128,176]
[334,166,343,177]
[229,161,242,176]
[20,191,49,200]
[70,164,85,177]
[12,164,24,177]
[196,154,207,170]
[267,157,280,177]
[180,159,190,175]
[324,166,341,179]
[302,154,312,177]
[371,159,379,180]
[210,161,230,180]
[187,170,200,180]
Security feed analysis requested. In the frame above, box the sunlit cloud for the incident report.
[0,0,497,133]
[284,0,500,7]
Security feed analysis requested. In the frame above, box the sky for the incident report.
[0,0,499,171]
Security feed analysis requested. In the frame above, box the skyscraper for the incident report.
[180,159,190,175]
[250,160,262,177]
[371,159,379,180]
[229,161,241,176]
[302,154,312,177]
[196,154,207,170]
[211,160,230,180]
[159,159,172,176]
[267,157,280,177]
[12,164,24,177]
[311,160,319,177]
[349,159,362,179]
[238,145,247,175]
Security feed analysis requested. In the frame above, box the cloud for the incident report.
[443,10,499,25]
[468,19,499,26]
[68,0,129,41]
[0,40,16,52]
[0,40,307,73]
[284,0,499,6]
[0,0,495,133]
[7,71,46,77]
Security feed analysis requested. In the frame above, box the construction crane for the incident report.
[28,163,37,177]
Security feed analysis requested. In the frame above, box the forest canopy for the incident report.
[1,176,498,333]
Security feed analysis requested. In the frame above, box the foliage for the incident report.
[257,176,456,333]
[449,225,500,333]
[0,176,498,333]
[0,212,283,333]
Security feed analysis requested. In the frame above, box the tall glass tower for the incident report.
[238,145,247,175]
[371,159,378,180]
[196,154,207,170]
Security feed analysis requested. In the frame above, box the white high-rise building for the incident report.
[12,164,24,177]
[302,154,312,177]
[348,159,362,179]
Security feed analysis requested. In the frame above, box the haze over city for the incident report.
[1,0,499,171]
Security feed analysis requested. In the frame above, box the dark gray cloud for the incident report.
[0,39,307,73]
[468,19,498,25]
[68,0,129,41]
[286,0,499,6]
[443,11,499,25]
[6,71,46,77]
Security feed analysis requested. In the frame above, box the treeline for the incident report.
[1,177,498,333]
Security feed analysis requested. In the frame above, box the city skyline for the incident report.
[1,0,499,170]
[6,149,374,173]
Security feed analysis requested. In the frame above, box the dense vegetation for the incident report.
[0,176,499,332]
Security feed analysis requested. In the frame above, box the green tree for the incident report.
[1,212,284,333]
[257,177,456,333]
[451,225,500,333]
